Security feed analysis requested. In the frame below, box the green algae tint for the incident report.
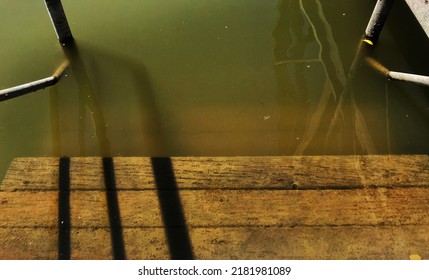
[0,0,428,181]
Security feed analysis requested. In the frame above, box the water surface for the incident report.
[1,0,428,181]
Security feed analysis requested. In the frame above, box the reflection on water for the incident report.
[60,41,115,157]
[0,0,429,181]
[273,0,376,155]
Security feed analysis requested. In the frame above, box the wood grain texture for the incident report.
[0,156,428,260]
[0,158,59,191]
[1,188,428,227]
[187,226,429,260]
[0,228,57,260]
[1,226,427,260]
[2,155,429,191]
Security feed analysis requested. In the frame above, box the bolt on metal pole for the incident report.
[363,0,394,45]
[44,0,74,45]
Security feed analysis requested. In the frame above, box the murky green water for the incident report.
[1,0,429,181]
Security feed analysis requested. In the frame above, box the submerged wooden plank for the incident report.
[117,188,429,227]
[2,226,426,260]
[2,188,428,228]
[187,226,429,260]
[0,192,58,227]
[0,228,57,260]
[70,229,112,260]
[2,155,429,191]
[0,191,110,228]
[119,226,429,260]
[111,155,429,189]
[0,228,113,260]
[1,156,428,259]
[0,158,59,191]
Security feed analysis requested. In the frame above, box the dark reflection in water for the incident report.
[273,0,385,155]
[62,41,111,156]
[49,85,61,156]
[381,0,429,154]
[48,41,170,158]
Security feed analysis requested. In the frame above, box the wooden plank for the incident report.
[193,226,429,260]
[105,155,429,189]
[1,188,428,227]
[0,158,59,191]
[1,226,427,260]
[0,188,428,259]
[0,192,58,227]
[0,223,426,260]
[2,155,429,191]
[0,191,111,228]
[70,157,105,190]
[405,0,429,39]
[0,190,113,259]
[1,156,429,259]
[186,226,429,260]
[0,228,57,260]
[70,229,112,259]
[0,228,113,260]
[117,188,429,227]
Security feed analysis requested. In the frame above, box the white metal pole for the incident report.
[366,57,429,87]
[364,0,394,45]
[0,61,69,101]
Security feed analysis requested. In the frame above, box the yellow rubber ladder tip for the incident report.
[362,39,374,46]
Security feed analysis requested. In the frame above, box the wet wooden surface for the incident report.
[0,156,428,259]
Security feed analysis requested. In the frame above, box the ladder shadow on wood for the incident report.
[150,157,194,260]
[102,157,126,260]
[58,157,71,260]
[51,38,194,259]
[57,157,127,259]
[57,157,194,259]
